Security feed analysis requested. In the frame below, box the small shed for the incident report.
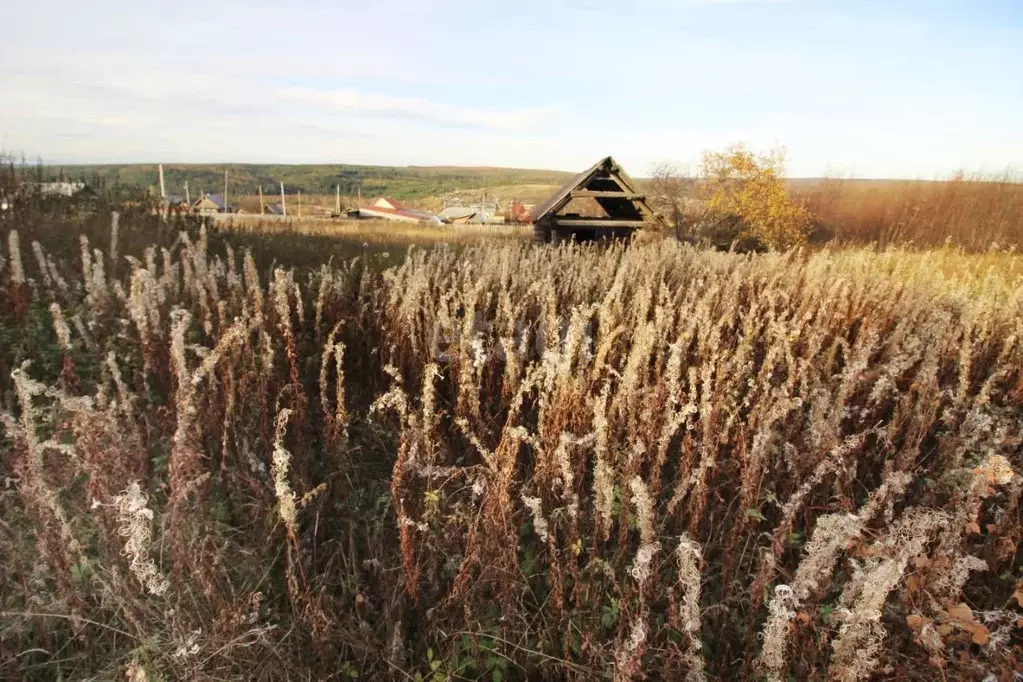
[530,156,659,243]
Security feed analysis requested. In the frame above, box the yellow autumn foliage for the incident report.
[700,144,813,250]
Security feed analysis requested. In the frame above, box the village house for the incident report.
[350,197,440,224]
[192,193,233,214]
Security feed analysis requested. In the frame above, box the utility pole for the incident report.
[223,169,229,213]
[280,181,287,217]
[184,180,190,206]
[259,185,265,215]
[158,163,166,199]
[298,190,302,218]
[335,184,340,215]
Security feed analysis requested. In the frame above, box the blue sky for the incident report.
[1,0,1020,177]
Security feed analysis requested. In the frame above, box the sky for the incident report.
[1,0,1021,178]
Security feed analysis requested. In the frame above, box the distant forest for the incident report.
[24,163,576,201]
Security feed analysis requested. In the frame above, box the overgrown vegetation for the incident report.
[651,153,1023,252]
[2,191,1022,680]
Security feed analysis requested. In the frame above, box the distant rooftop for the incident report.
[196,193,228,209]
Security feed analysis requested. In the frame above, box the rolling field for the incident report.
[1,194,1022,680]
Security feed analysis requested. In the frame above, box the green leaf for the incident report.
[744,507,766,522]
[427,648,434,662]
[491,669,503,682]
[430,660,441,672]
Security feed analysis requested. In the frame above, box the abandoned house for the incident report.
[530,156,660,243]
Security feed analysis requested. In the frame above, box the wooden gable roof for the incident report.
[529,156,658,228]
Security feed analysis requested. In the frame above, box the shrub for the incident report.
[699,144,813,250]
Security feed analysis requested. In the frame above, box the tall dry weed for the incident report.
[3,225,1023,680]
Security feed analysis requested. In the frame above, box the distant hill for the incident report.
[27,163,578,202]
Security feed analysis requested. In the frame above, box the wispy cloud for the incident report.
[274,87,559,131]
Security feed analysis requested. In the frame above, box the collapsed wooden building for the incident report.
[530,156,659,243]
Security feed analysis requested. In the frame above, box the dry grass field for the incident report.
[1,186,1023,681]
[217,215,533,243]
[795,174,1023,250]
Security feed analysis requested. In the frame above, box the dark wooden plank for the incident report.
[570,190,646,200]
[551,219,647,228]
